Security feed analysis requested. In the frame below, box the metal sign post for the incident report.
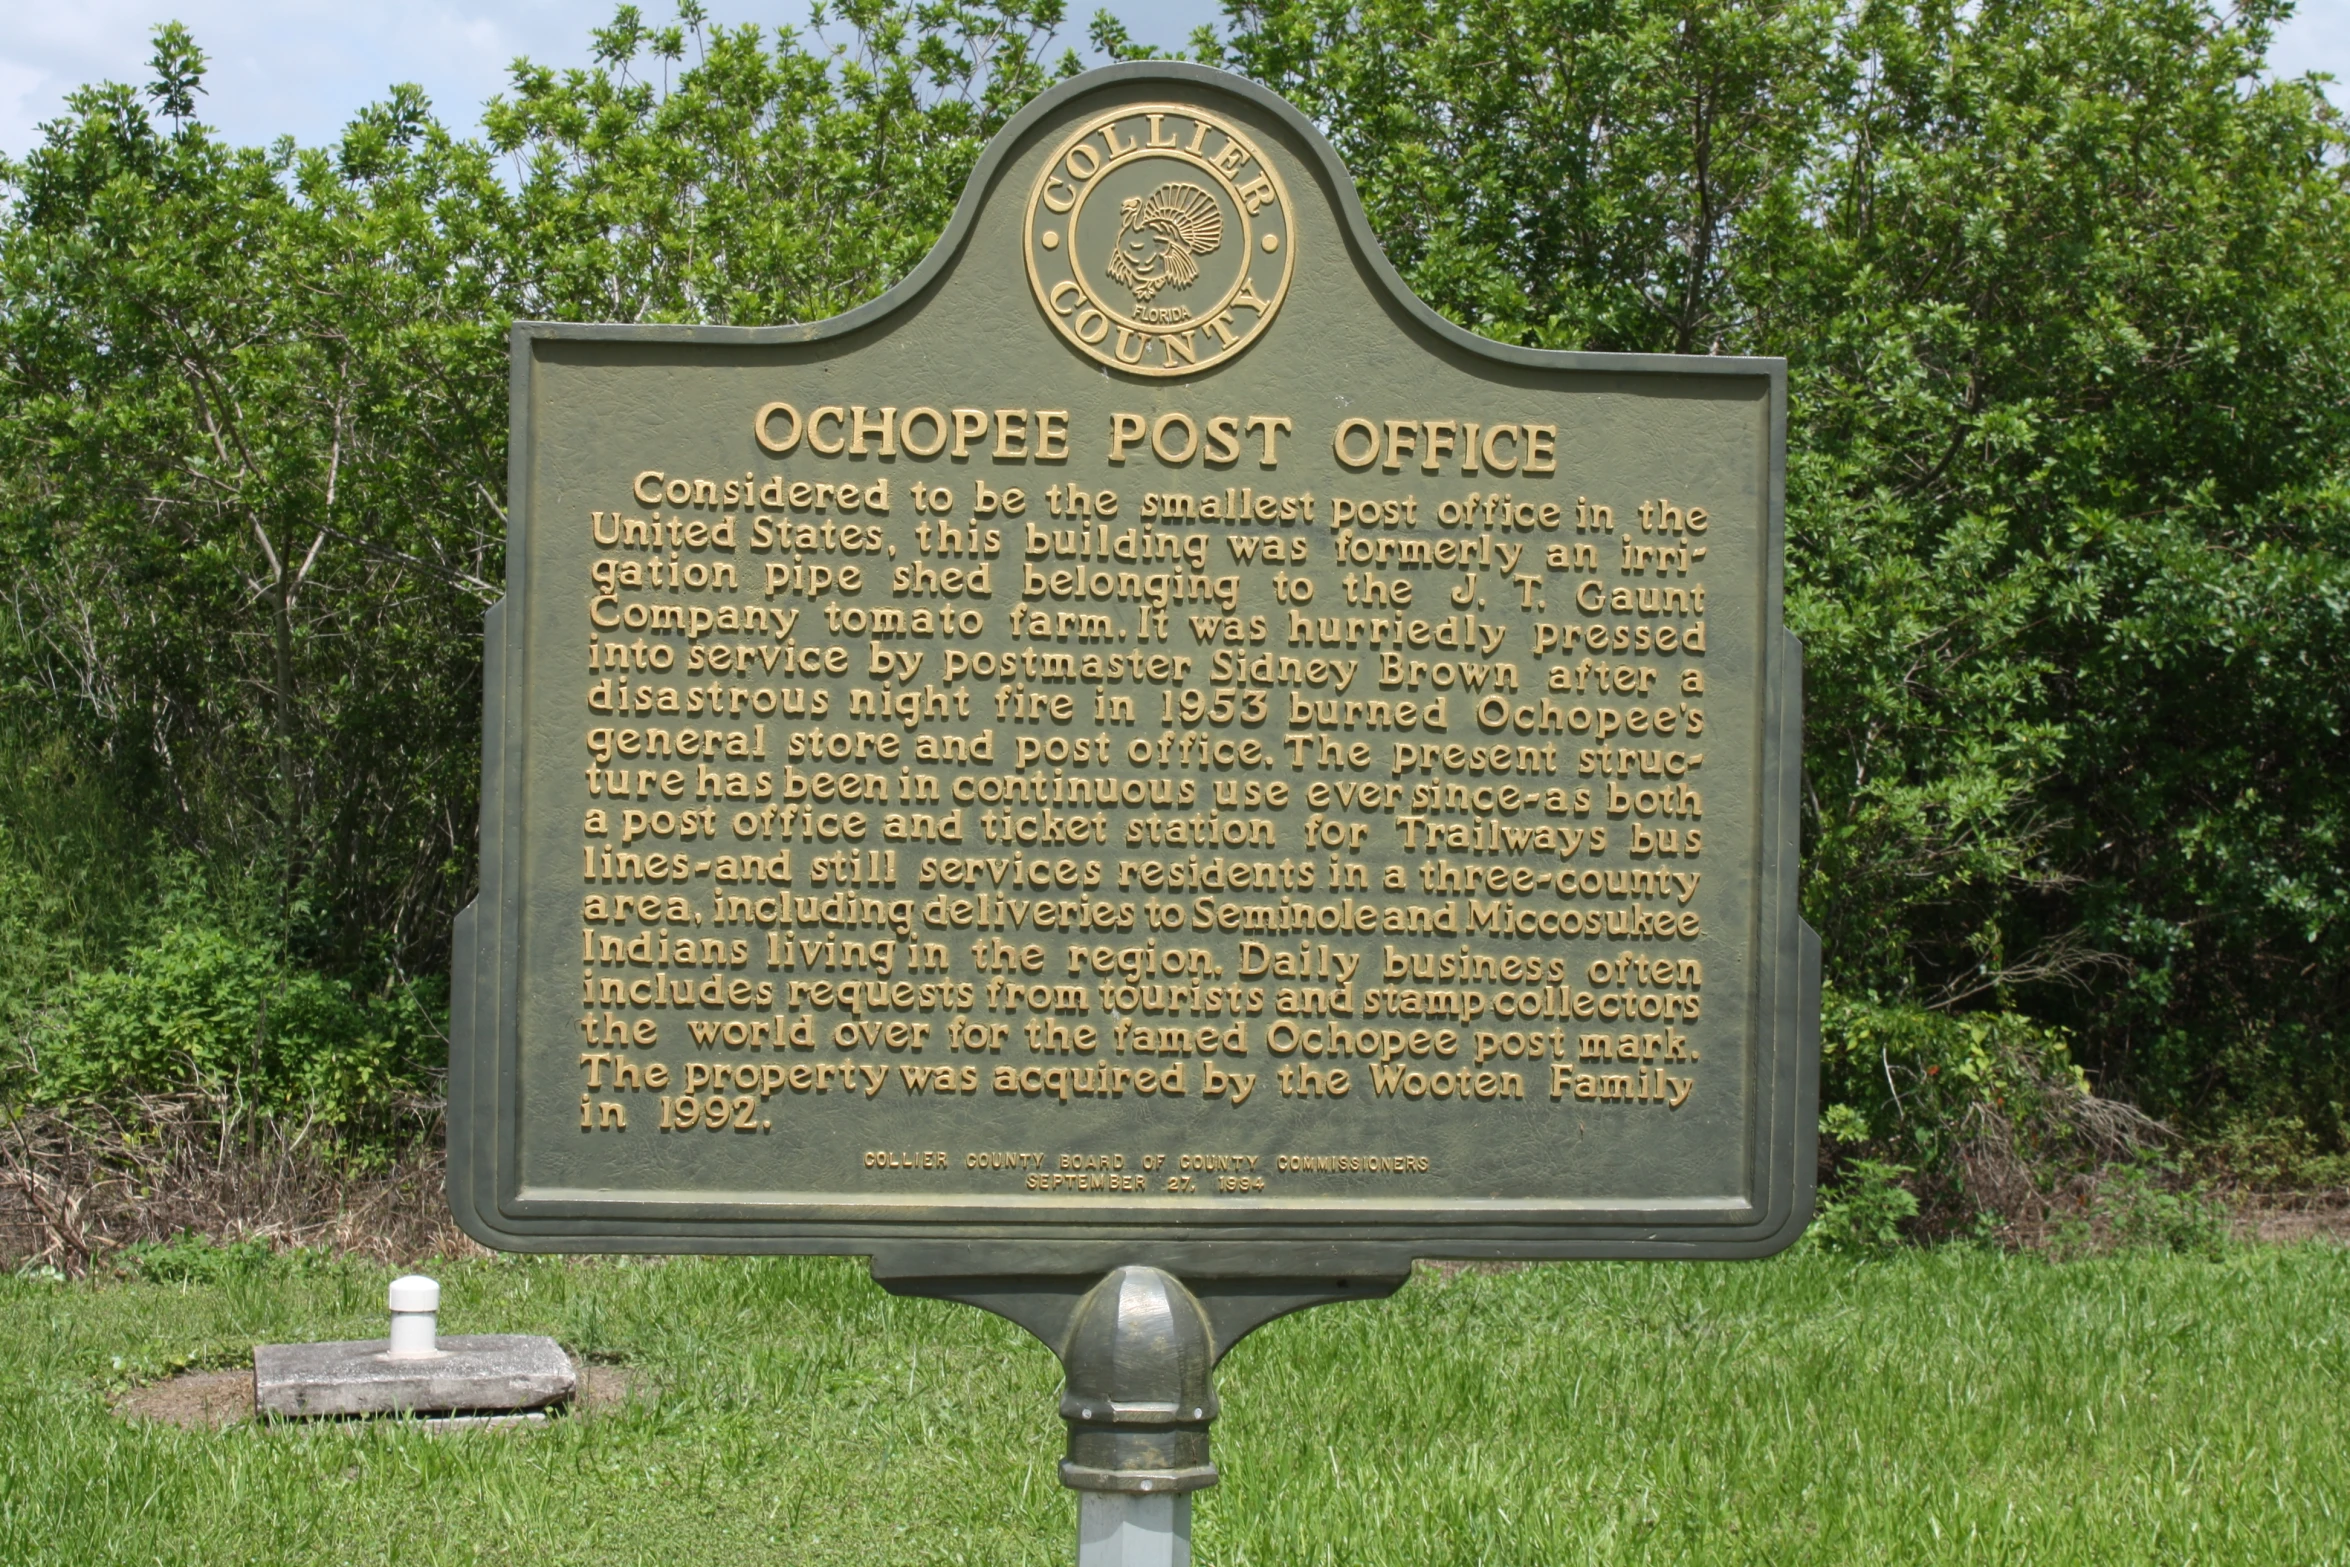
[452,60,1819,1561]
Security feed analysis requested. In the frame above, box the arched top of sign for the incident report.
[520,61,1765,396]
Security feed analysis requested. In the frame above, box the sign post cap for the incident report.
[387,1275,440,1314]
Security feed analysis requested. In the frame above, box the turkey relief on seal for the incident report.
[1106,182,1225,311]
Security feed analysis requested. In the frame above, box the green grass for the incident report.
[2,1244,2345,1564]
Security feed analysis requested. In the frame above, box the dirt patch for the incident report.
[2233,1192,2350,1246]
[576,1363,655,1412]
[1421,1259,1527,1280]
[118,1369,255,1431]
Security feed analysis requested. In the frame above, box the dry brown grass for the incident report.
[0,1092,478,1274]
[1943,1090,2175,1246]
[2229,1188,2350,1245]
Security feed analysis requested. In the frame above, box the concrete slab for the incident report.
[393,1411,550,1434]
[253,1334,574,1419]
[415,1411,549,1432]
[272,1411,550,1435]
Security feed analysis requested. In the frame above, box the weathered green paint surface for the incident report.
[450,63,1818,1274]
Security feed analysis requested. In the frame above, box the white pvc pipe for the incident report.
[385,1274,441,1359]
[1077,1493,1190,1567]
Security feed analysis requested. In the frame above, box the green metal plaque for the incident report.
[450,62,1820,1278]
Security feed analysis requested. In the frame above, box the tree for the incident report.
[0,4,1078,998]
[483,0,1078,325]
[5,0,2347,1152]
[0,32,512,984]
[1221,0,2350,1132]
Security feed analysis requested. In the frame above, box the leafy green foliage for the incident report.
[1776,0,2350,1135]
[1809,1157,1922,1255]
[1818,988,2088,1174]
[2094,1158,2230,1258]
[24,911,442,1132]
[484,0,1080,326]
[0,34,511,986]
[1812,985,2198,1240]
[0,7,1084,1124]
[1,0,2347,1171]
[1212,0,1840,352]
[1223,0,2350,1141]
[2192,1113,2350,1190]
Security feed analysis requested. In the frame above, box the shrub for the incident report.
[22,921,441,1137]
[2099,1159,2230,1259]
[1811,1159,1922,1256]
[1818,989,2169,1241]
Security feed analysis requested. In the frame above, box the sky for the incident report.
[0,1,1229,158]
[0,0,2342,159]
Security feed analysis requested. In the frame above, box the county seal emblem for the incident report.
[1025,104,1294,377]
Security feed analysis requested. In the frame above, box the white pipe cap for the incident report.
[387,1275,440,1313]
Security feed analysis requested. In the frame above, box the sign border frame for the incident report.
[449,60,1820,1272]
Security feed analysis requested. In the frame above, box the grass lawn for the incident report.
[1,1242,2343,1565]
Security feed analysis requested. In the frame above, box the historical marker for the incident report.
[453,60,1818,1562]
